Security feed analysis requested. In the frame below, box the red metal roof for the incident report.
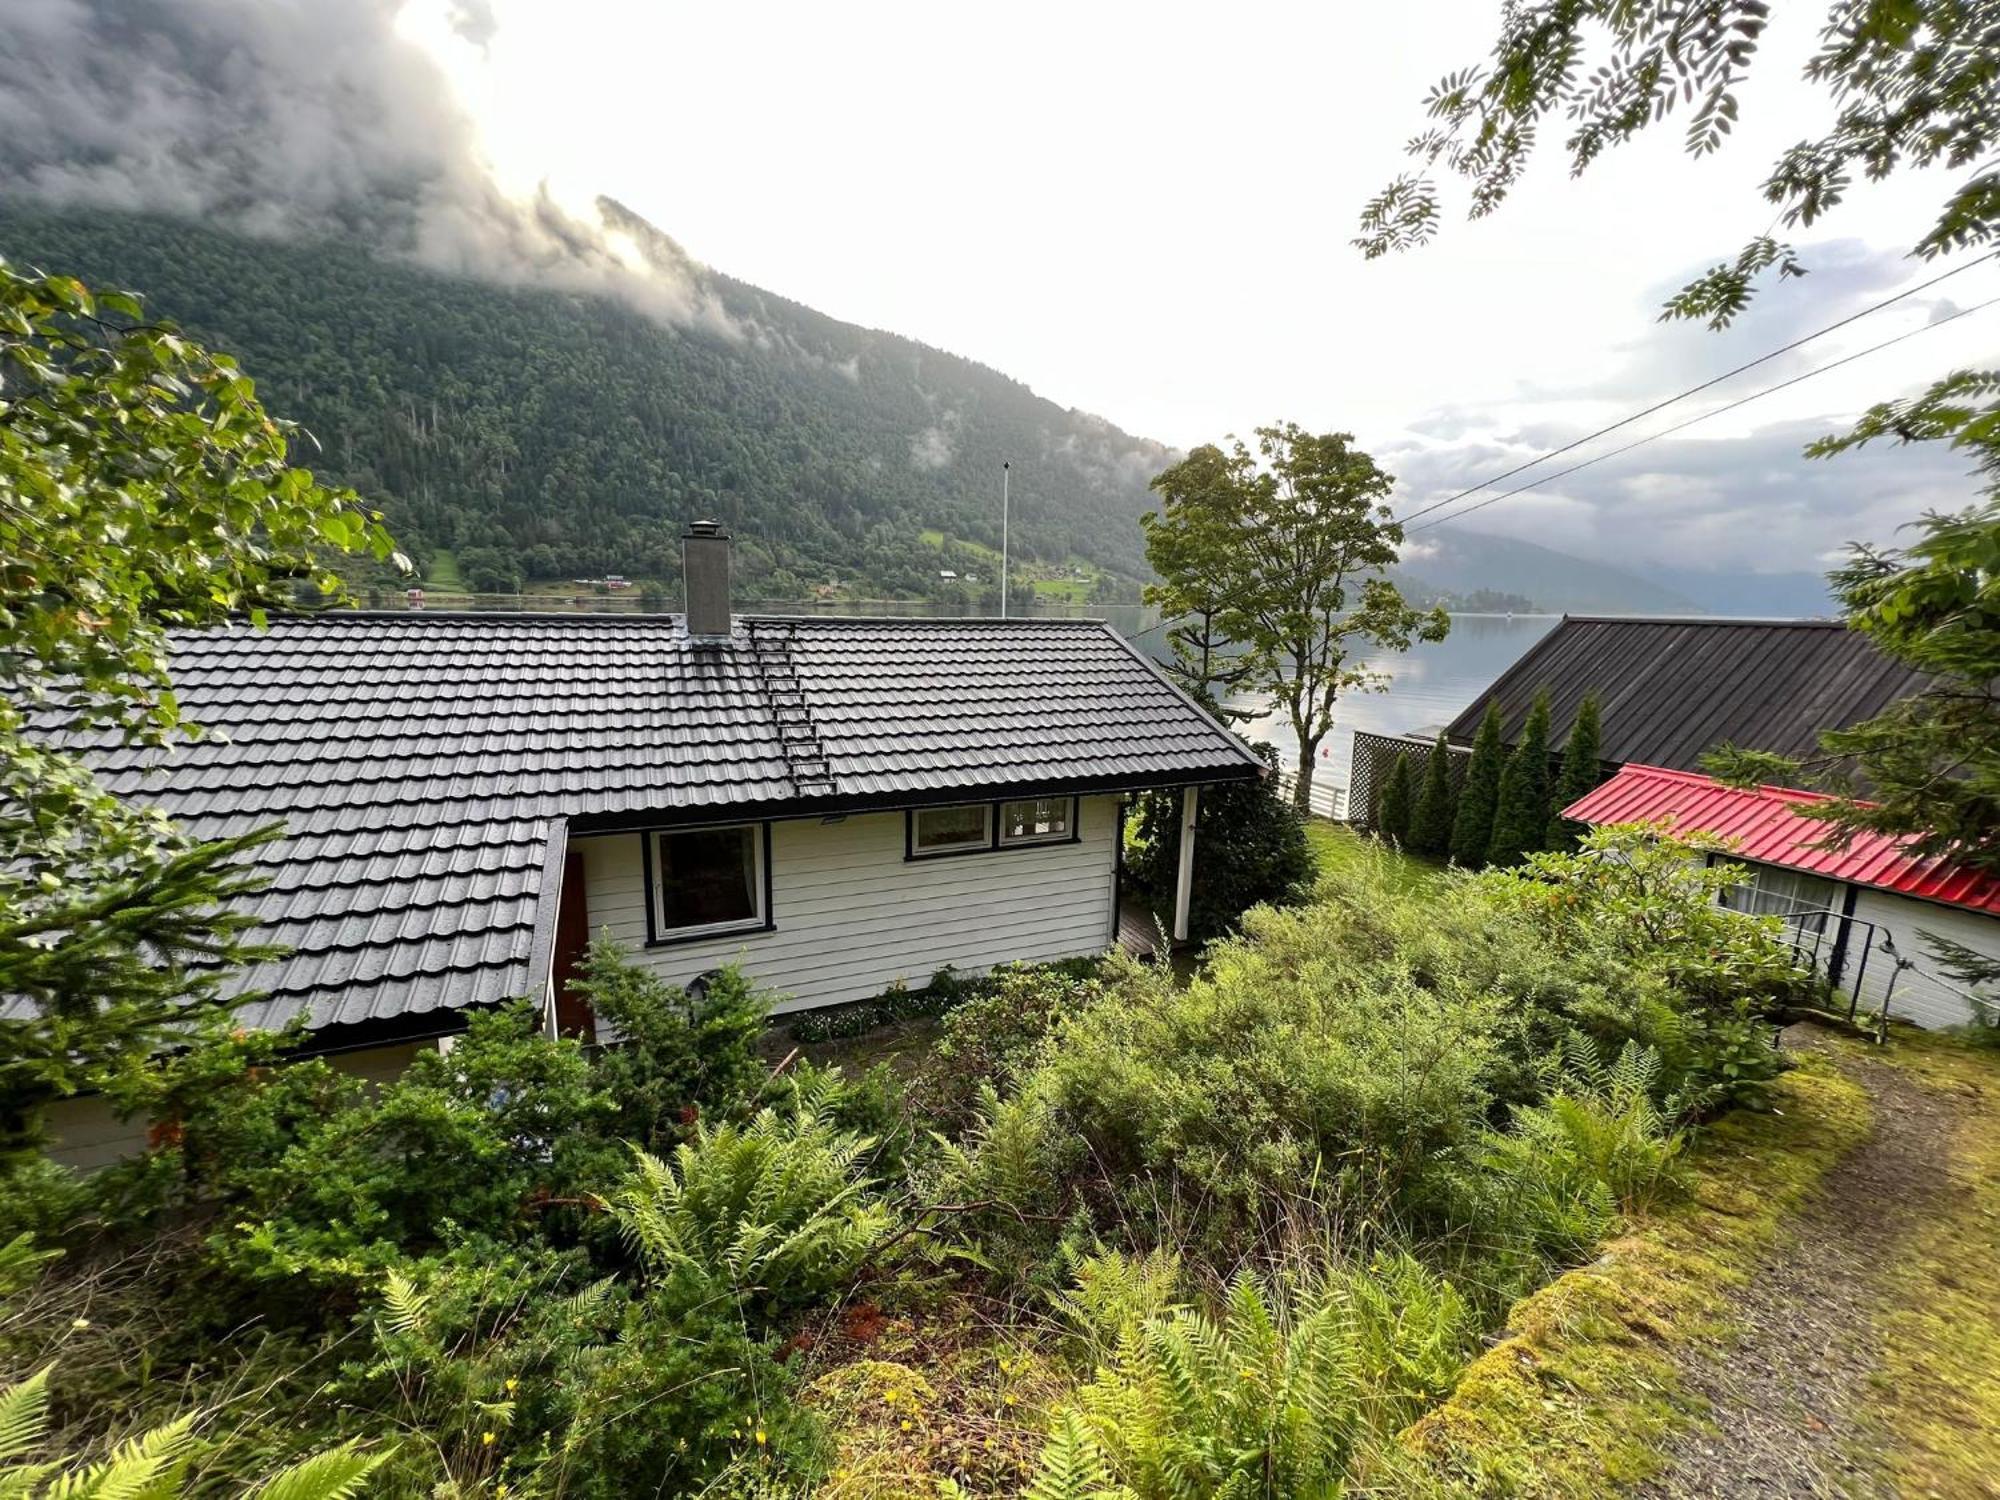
[1563,764,2000,916]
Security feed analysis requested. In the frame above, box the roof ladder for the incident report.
[746,620,838,799]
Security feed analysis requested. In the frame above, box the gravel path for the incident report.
[1638,1026,1960,1499]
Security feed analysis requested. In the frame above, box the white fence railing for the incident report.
[1275,766,1347,820]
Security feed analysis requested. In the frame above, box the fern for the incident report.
[1024,1411,1124,1500]
[378,1271,429,1337]
[613,1099,892,1314]
[1033,1272,1361,1499]
[246,1442,391,1500]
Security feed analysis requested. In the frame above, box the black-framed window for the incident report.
[650,823,767,940]
[1001,796,1072,845]
[910,803,992,856]
[905,796,1081,859]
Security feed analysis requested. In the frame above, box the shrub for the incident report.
[1019,906,1505,1247]
[1408,734,1457,857]
[1033,1274,1361,1499]
[568,938,767,1148]
[905,963,1108,1131]
[1376,750,1415,845]
[1549,690,1604,847]
[1030,1257,1475,1499]
[1125,746,1314,943]
[612,1074,895,1321]
[1449,699,1504,866]
[1486,687,1552,867]
[0,1361,389,1499]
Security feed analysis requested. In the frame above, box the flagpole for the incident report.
[1000,461,1010,619]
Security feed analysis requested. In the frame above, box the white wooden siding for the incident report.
[574,796,1122,1014]
[1845,887,1992,1030]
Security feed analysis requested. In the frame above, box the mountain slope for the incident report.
[1396,528,1699,615]
[0,205,1170,597]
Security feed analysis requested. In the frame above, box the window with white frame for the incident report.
[911,803,992,855]
[1718,859,1838,936]
[1001,796,1073,845]
[652,824,765,938]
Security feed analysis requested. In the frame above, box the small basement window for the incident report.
[911,803,992,856]
[1001,796,1074,845]
[1718,859,1838,935]
[652,824,765,939]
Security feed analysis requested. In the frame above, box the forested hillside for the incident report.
[0,205,1172,597]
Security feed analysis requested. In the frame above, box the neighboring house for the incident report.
[35,521,1263,1165]
[1351,616,1924,824]
[1564,765,1995,1030]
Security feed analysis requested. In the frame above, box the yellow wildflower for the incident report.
[900,1419,912,1433]
[754,1429,767,1446]
[504,1378,518,1394]
[481,1432,496,1447]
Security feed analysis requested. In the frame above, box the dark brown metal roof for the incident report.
[1442,616,1923,770]
[30,611,1258,1034]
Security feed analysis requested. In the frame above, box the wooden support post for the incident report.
[1173,784,1199,944]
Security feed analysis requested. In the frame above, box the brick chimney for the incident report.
[681,519,732,639]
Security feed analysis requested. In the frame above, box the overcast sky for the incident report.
[8,0,1996,578]
[400,0,1997,577]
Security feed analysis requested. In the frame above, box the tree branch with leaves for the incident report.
[1144,424,1448,814]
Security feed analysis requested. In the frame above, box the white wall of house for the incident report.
[1723,857,1990,1029]
[573,794,1123,1015]
[1846,886,1991,1030]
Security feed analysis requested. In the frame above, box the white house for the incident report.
[30,520,1263,1164]
[1564,764,1997,1030]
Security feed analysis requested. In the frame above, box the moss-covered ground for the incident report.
[1859,1031,2000,1498]
[1376,1054,1874,1497]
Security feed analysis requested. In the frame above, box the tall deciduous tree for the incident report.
[1376,751,1415,846]
[1138,443,1268,719]
[1551,692,1605,849]
[0,259,401,1160]
[1450,701,1505,867]
[1359,0,2000,870]
[1145,424,1449,813]
[1409,733,1458,857]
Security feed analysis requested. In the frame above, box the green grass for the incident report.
[1862,1030,2000,1497]
[1304,820,1441,896]
[421,548,464,591]
[1030,577,1092,604]
[918,528,1002,563]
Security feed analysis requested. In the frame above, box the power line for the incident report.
[1395,247,2000,528]
[1405,292,2000,536]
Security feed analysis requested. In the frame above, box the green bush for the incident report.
[1376,750,1415,845]
[1408,734,1457,857]
[612,1074,895,1322]
[1126,747,1314,943]
[569,938,768,1149]
[905,963,1108,1132]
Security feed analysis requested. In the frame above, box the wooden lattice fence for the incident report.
[1350,730,1471,831]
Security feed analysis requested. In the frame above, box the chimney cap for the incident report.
[683,519,729,539]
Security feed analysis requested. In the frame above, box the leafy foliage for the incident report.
[0,257,399,1163]
[1125,747,1314,945]
[1144,424,1449,813]
[613,1075,894,1321]
[1356,0,1997,322]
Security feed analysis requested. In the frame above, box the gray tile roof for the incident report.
[62,612,1260,1034]
[1442,616,1925,771]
